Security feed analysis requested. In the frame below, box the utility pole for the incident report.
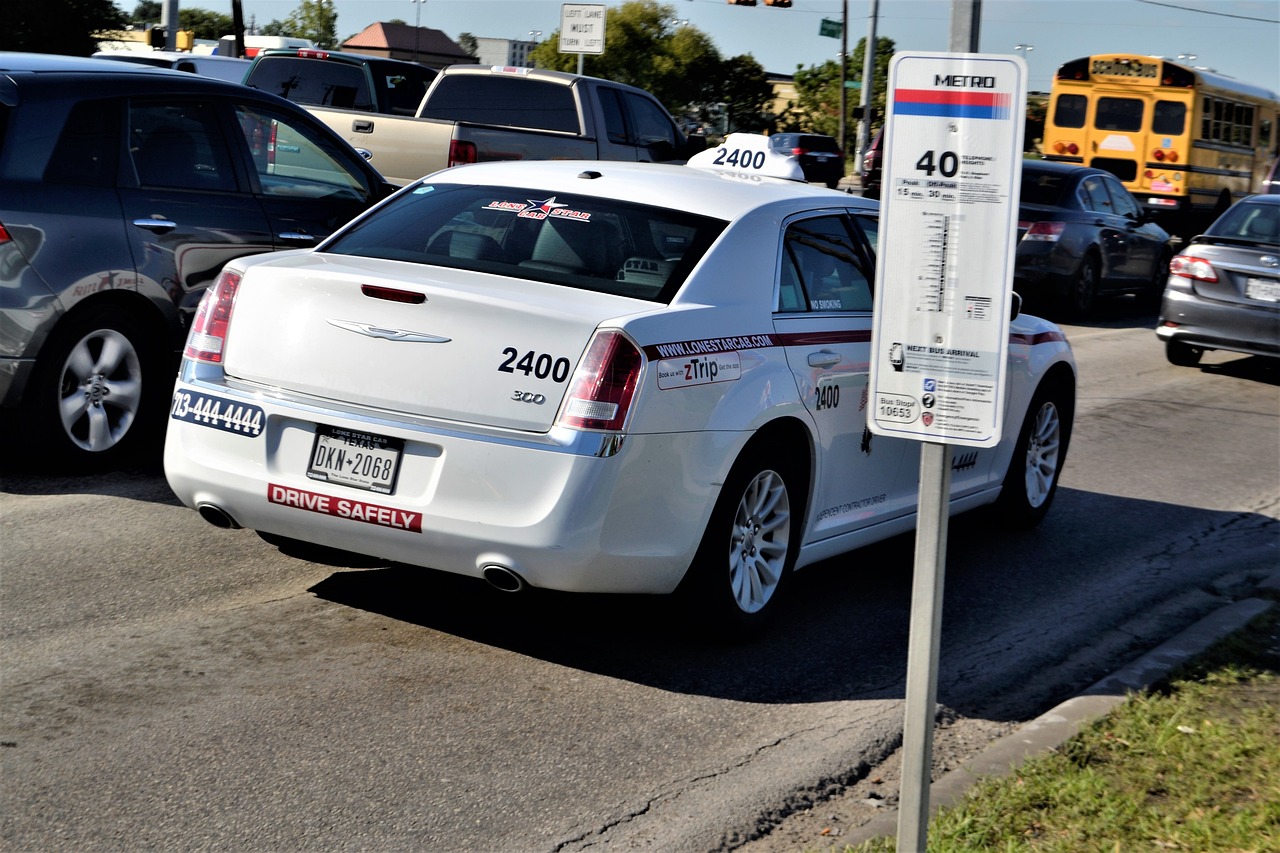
[856,0,879,176]
[838,0,848,160]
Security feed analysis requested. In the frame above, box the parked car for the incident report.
[860,128,883,199]
[0,52,395,469]
[767,133,844,188]
[164,134,1076,634]
[1157,193,1280,366]
[92,50,252,84]
[1015,160,1172,318]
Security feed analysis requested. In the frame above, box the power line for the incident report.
[1132,0,1279,24]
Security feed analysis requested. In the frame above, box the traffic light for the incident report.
[727,0,758,6]
[762,0,792,6]
[148,26,165,48]
[176,30,194,51]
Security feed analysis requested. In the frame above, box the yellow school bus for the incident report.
[1043,54,1278,224]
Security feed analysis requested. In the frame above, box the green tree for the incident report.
[178,8,234,41]
[529,1,721,116]
[457,32,478,57]
[258,19,291,37]
[285,0,338,49]
[132,1,161,25]
[3,0,127,55]
[718,54,774,133]
[788,36,893,140]
[850,35,893,131]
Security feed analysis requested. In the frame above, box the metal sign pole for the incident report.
[896,441,951,850]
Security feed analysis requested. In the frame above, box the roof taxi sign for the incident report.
[686,133,805,183]
[868,52,1027,448]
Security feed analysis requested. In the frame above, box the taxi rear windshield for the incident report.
[322,183,727,302]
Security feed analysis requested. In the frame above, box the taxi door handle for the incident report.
[807,350,841,367]
[277,231,318,245]
[353,119,374,133]
[133,218,176,234]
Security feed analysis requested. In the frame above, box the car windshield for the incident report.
[1205,200,1280,244]
[1020,170,1070,206]
[322,182,728,302]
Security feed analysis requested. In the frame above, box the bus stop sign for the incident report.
[869,52,1027,448]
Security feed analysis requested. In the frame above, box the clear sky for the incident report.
[231,0,1280,94]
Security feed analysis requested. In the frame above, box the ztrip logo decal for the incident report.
[893,87,1013,120]
[656,351,742,389]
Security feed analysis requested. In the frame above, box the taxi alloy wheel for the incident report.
[682,446,805,636]
[998,380,1072,528]
[727,468,792,615]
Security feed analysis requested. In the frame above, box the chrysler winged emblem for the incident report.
[327,319,451,343]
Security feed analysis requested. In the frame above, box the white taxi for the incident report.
[164,135,1076,631]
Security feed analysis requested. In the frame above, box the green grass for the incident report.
[845,604,1280,852]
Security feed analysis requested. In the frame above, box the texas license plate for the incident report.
[307,425,403,494]
[1244,277,1280,303]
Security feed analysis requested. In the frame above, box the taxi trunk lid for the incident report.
[221,254,642,432]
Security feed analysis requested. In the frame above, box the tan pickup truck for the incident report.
[244,52,705,186]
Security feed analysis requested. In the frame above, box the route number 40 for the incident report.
[916,150,958,178]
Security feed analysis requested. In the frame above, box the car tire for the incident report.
[683,447,804,636]
[1062,253,1100,318]
[1166,339,1204,367]
[1137,248,1172,310]
[996,379,1072,529]
[27,306,163,469]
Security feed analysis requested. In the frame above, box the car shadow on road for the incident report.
[304,487,1278,721]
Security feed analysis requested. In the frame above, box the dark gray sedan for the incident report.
[0,53,394,469]
[1157,194,1280,366]
[1015,161,1172,318]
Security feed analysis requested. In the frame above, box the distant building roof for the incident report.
[341,22,474,66]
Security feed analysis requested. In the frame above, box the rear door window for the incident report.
[128,100,238,192]
[1095,97,1143,132]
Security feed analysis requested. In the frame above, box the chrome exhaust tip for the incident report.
[197,503,240,529]
[481,564,526,593]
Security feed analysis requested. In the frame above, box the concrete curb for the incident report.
[844,573,1280,847]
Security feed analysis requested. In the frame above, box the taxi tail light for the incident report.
[185,270,242,364]
[1020,221,1065,242]
[1169,254,1218,283]
[448,140,477,167]
[557,331,642,431]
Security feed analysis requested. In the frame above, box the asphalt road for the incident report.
[2,299,1277,852]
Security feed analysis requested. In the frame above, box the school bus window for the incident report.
[1152,101,1186,135]
[1054,94,1087,129]
[1097,97,1143,131]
